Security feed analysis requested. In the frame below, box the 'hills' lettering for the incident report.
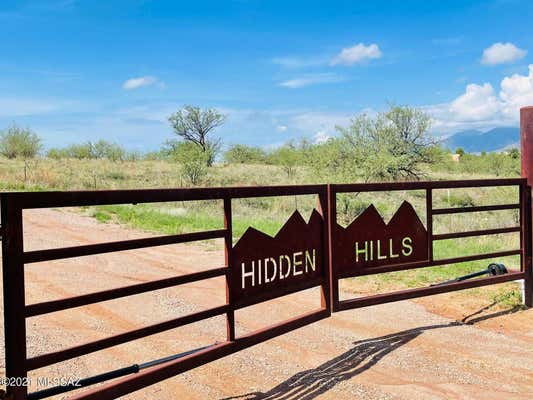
[355,237,413,262]
[335,201,428,272]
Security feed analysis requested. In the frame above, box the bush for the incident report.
[91,140,126,161]
[224,144,267,164]
[268,145,302,178]
[0,124,42,159]
[171,141,210,185]
[46,148,68,160]
[46,140,129,161]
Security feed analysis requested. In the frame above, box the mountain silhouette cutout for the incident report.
[336,201,428,274]
[231,209,324,304]
[342,204,387,238]
[234,209,323,252]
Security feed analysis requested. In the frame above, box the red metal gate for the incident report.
[1,179,532,400]
[1,185,330,400]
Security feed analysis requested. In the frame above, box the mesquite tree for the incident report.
[335,105,437,181]
[168,105,226,166]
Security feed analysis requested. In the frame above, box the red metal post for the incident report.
[327,185,339,310]
[223,197,236,341]
[317,191,331,313]
[1,197,28,400]
[426,188,433,262]
[524,185,533,307]
[521,106,533,307]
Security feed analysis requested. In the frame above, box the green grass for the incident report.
[93,210,113,223]
[92,203,285,239]
[490,286,526,309]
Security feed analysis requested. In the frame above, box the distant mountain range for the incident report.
[442,127,519,153]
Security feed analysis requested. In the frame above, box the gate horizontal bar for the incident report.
[66,307,330,400]
[233,276,324,309]
[23,229,227,264]
[432,203,520,215]
[433,227,521,240]
[5,185,326,209]
[431,249,522,266]
[341,249,522,277]
[26,304,229,371]
[28,344,217,400]
[332,178,525,193]
[25,267,228,317]
[337,270,525,311]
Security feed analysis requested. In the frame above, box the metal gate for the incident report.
[1,179,532,400]
[327,179,532,311]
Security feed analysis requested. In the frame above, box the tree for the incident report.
[306,138,354,182]
[89,140,126,161]
[508,148,520,159]
[168,105,226,166]
[171,141,209,185]
[0,124,42,159]
[335,105,437,181]
[455,147,465,156]
[224,144,267,164]
[269,145,301,178]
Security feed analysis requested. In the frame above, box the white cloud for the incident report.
[481,42,527,65]
[449,83,500,121]
[428,64,533,133]
[276,125,288,132]
[271,56,326,69]
[313,130,330,144]
[122,76,159,90]
[289,111,352,136]
[330,43,382,66]
[500,65,533,118]
[279,73,343,89]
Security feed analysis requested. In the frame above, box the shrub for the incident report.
[172,141,210,185]
[224,144,267,164]
[46,140,129,161]
[0,124,42,159]
[268,146,302,178]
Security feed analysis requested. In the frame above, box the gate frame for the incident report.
[1,185,331,400]
[1,179,532,400]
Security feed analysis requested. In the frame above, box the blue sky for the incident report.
[1,0,533,151]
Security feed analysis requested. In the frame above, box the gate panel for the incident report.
[329,179,530,311]
[1,185,330,400]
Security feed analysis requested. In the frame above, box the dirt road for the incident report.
[1,208,533,399]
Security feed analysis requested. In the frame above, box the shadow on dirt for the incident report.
[221,306,520,400]
[461,301,524,324]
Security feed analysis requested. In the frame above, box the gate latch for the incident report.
[431,263,508,286]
